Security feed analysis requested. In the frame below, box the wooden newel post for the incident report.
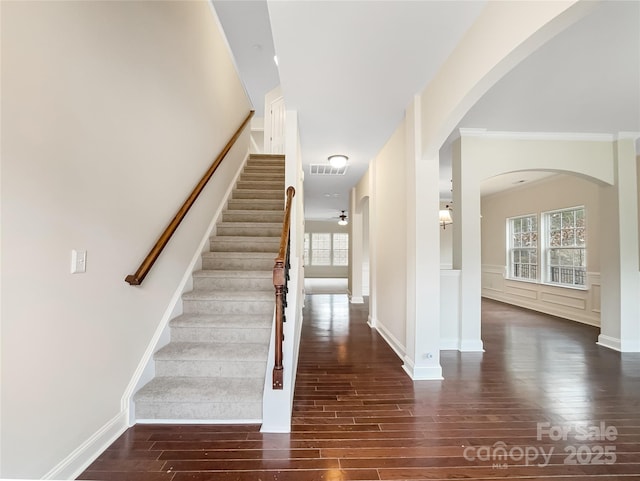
[272,186,295,390]
[273,261,285,389]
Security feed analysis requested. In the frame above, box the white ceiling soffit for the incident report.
[267,0,486,220]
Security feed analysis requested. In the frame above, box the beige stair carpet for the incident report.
[134,154,284,421]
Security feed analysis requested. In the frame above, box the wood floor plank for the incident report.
[79,297,640,481]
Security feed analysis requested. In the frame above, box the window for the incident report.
[332,233,349,266]
[505,207,587,289]
[305,232,349,266]
[311,233,331,266]
[508,215,538,281]
[303,233,310,266]
[545,207,586,287]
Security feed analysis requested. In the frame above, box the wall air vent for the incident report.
[309,164,348,175]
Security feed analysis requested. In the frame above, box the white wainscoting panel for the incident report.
[482,264,600,326]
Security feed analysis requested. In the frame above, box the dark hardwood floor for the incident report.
[79,296,640,480]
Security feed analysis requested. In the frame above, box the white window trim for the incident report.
[506,214,539,283]
[540,205,587,290]
[332,233,349,267]
[504,207,588,291]
[305,232,349,267]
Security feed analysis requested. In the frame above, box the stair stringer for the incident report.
[121,151,250,425]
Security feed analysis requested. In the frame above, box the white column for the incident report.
[403,96,443,380]
[349,189,364,304]
[598,135,640,352]
[452,136,484,352]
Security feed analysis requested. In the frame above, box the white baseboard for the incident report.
[136,418,261,425]
[367,315,375,328]
[597,334,621,351]
[597,334,640,352]
[374,320,406,360]
[43,411,128,480]
[350,296,364,304]
[459,339,485,352]
[402,357,443,380]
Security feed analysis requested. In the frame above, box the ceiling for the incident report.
[213,0,640,219]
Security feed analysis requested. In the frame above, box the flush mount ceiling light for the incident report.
[338,210,348,226]
[328,155,348,169]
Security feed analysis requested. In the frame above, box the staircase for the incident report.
[134,154,285,421]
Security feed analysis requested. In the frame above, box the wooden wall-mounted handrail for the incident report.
[125,110,254,286]
[273,185,295,389]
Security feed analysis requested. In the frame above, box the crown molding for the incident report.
[458,128,615,142]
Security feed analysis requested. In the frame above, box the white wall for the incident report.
[370,121,408,355]
[250,117,265,153]
[362,201,370,296]
[481,174,601,326]
[304,220,349,278]
[1,1,251,477]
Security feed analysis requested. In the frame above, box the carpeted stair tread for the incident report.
[215,222,282,236]
[134,377,264,403]
[216,221,282,228]
[201,252,275,271]
[182,289,273,301]
[227,201,284,211]
[169,312,272,328]
[240,173,284,180]
[223,209,283,213]
[227,199,284,209]
[232,189,284,200]
[210,240,279,253]
[244,167,283,173]
[154,341,268,362]
[222,209,283,218]
[210,235,280,243]
[192,270,271,279]
[204,251,275,258]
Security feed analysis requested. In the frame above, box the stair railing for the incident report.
[125,110,254,286]
[273,185,296,389]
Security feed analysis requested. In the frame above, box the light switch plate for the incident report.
[71,249,87,274]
